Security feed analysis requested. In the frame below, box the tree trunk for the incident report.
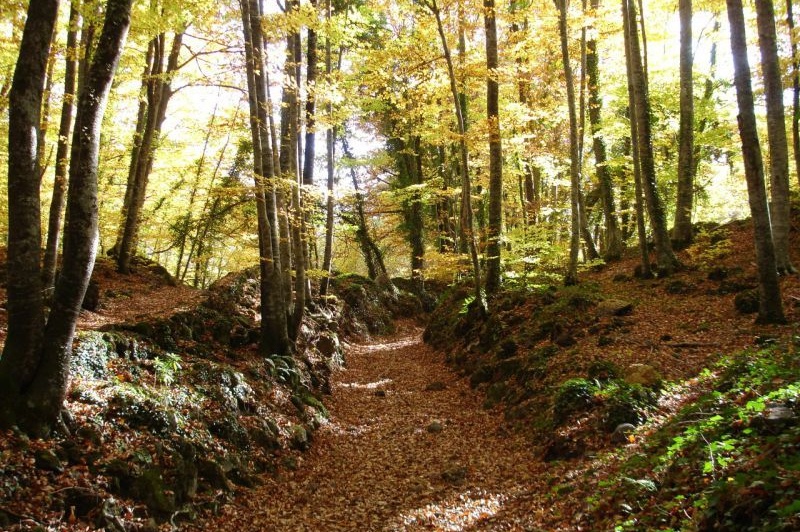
[320,0,335,297]
[586,0,623,261]
[0,0,61,425]
[302,0,318,187]
[342,134,389,280]
[117,26,183,273]
[787,0,800,187]
[624,0,678,275]
[484,0,503,294]
[673,0,695,249]
[622,8,652,278]
[556,0,582,286]
[755,0,796,273]
[1,0,133,435]
[726,0,786,323]
[43,0,81,295]
[427,0,484,310]
[240,0,292,355]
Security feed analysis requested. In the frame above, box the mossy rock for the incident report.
[588,360,620,382]
[484,382,509,408]
[623,363,663,389]
[599,382,658,431]
[72,331,113,380]
[134,468,176,516]
[553,378,598,425]
[106,394,179,436]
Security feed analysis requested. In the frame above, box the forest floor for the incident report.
[191,321,561,531]
[1,217,799,531]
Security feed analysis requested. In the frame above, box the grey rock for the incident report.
[611,423,637,444]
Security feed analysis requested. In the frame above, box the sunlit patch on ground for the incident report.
[353,336,419,353]
[339,378,393,389]
[392,489,507,531]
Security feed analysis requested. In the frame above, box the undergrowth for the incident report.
[586,339,800,531]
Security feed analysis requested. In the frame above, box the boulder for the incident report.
[597,299,634,317]
[611,423,637,444]
[623,363,662,389]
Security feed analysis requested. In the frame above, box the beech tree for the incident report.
[116,11,185,274]
[726,0,785,324]
[240,0,292,354]
[586,0,623,261]
[555,0,582,286]
[42,0,81,294]
[755,0,795,274]
[623,0,679,275]
[484,0,503,293]
[423,0,484,310]
[0,0,134,434]
[673,0,694,249]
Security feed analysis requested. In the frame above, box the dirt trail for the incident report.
[199,322,558,531]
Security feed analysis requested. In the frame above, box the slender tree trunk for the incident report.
[726,0,786,323]
[586,0,622,261]
[673,0,695,249]
[240,0,292,355]
[118,26,183,273]
[37,41,56,179]
[755,0,796,274]
[624,0,679,275]
[43,0,81,294]
[302,0,318,187]
[320,0,335,297]
[555,0,582,285]
[427,0,484,310]
[787,0,800,186]
[484,0,503,294]
[622,8,652,278]
[342,134,388,279]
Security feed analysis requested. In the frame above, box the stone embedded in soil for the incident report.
[426,420,444,433]
[441,464,468,484]
[34,449,64,473]
[624,364,662,389]
[597,299,634,317]
[425,381,447,391]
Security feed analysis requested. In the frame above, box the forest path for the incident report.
[200,321,556,531]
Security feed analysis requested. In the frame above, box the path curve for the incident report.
[199,322,556,531]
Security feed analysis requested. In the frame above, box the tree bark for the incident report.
[624,0,678,275]
[0,0,61,418]
[43,0,81,295]
[1,0,134,434]
[484,0,503,294]
[622,3,652,278]
[426,0,484,310]
[240,0,292,355]
[787,0,800,187]
[726,0,786,323]
[555,0,582,285]
[117,25,183,273]
[673,0,695,249]
[302,0,318,187]
[755,0,795,274]
[586,0,622,261]
[320,0,335,296]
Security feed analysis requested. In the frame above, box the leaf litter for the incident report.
[193,321,570,531]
